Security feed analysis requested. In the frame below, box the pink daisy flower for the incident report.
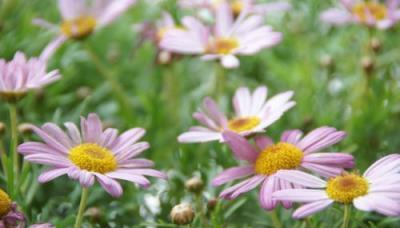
[134,12,182,64]
[178,86,295,143]
[18,113,167,197]
[179,0,291,16]
[34,0,137,61]
[273,154,400,218]
[212,127,354,210]
[160,2,282,68]
[320,0,400,29]
[0,52,61,102]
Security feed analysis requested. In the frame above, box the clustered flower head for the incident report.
[212,127,352,210]
[160,2,282,68]
[0,52,61,102]
[320,0,400,29]
[18,113,167,197]
[178,86,295,143]
[273,154,400,218]
[34,0,137,61]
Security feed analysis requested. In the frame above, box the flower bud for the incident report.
[369,38,381,53]
[185,176,204,194]
[361,56,374,75]
[319,55,334,69]
[18,123,34,135]
[76,86,91,100]
[170,203,195,225]
[207,198,218,212]
[85,207,103,223]
[0,122,6,137]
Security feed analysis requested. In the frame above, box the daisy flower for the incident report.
[212,127,353,210]
[160,2,282,68]
[18,113,167,197]
[134,12,182,64]
[0,51,61,102]
[34,0,136,61]
[178,86,295,143]
[320,0,400,29]
[273,154,400,218]
[179,0,291,16]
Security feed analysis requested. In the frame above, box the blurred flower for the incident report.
[18,113,167,197]
[0,52,61,102]
[185,176,204,193]
[170,203,195,225]
[361,56,374,75]
[178,86,295,143]
[160,2,282,68]
[212,127,353,210]
[179,0,291,16]
[134,12,182,64]
[34,0,137,61]
[0,189,25,228]
[273,154,400,218]
[320,0,400,29]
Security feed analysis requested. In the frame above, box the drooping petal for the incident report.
[259,176,278,210]
[97,0,136,26]
[222,131,258,162]
[95,173,123,197]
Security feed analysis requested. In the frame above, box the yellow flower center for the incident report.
[254,142,304,175]
[227,116,261,133]
[0,189,11,217]
[60,16,96,39]
[352,2,387,22]
[69,143,117,173]
[231,1,244,15]
[213,37,240,55]
[326,173,369,204]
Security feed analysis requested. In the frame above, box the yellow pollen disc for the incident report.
[227,116,261,133]
[326,173,369,204]
[213,37,240,55]
[0,189,12,217]
[60,16,96,39]
[254,142,303,175]
[231,1,244,15]
[352,2,387,22]
[69,143,117,173]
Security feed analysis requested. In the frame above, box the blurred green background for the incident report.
[0,0,400,227]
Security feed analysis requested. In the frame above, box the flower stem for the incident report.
[341,204,351,228]
[8,103,18,197]
[269,210,282,228]
[195,194,208,228]
[74,187,89,228]
[84,44,134,122]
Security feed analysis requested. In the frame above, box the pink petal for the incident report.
[95,173,123,197]
[303,153,354,168]
[254,135,274,150]
[40,35,68,62]
[280,129,303,145]
[273,189,329,202]
[293,200,334,219]
[177,131,221,143]
[38,168,69,183]
[275,170,327,188]
[301,162,344,178]
[222,131,258,162]
[212,166,254,186]
[259,176,278,210]
[363,154,400,179]
[97,0,136,26]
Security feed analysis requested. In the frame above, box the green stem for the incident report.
[269,210,282,228]
[341,204,351,228]
[8,103,18,197]
[74,187,89,228]
[0,140,8,177]
[214,64,226,99]
[84,44,134,122]
[195,194,208,228]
